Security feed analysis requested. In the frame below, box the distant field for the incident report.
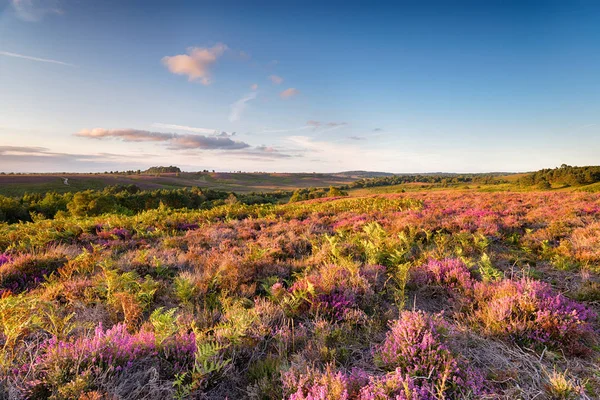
[3,170,600,198]
[349,179,600,196]
[0,172,357,196]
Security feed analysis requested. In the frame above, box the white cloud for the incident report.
[0,51,75,67]
[162,43,228,84]
[229,92,257,122]
[269,75,284,85]
[75,128,249,150]
[280,88,299,99]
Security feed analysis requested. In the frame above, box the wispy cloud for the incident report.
[229,92,257,122]
[262,121,347,134]
[280,88,299,99]
[262,126,313,134]
[0,145,161,173]
[76,128,172,142]
[0,146,53,155]
[151,123,217,135]
[75,128,250,150]
[0,146,151,161]
[348,136,366,140]
[11,0,63,22]
[235,145,298,160]
[269,75,284,85]
[0,51,75,67]
[169,135,248,150]
[250,83,258,90]
[162,43,228,84]
[306,120,348,128]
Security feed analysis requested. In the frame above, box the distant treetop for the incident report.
[519,165,600,187]
[145,166,181,174]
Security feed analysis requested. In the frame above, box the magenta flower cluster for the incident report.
[374,311,484,396]
[97,227,131,240]
[35,323,195,375]
[473,278,597,354]
[0,253,11,266]
[413,258,474,292]
[316,291,356,320]
[176,222,199,231]
[283,311,485,399]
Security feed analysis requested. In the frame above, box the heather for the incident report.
[1,191,599,399]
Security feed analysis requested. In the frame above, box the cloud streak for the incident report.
[151,123,218,135]
[75,128,250,150]
[306,120,348,128]
[162,43,228,84]
[11,0,63,22]
[235,146,298,160]
[0,51,76,67]
[229,92,257,122]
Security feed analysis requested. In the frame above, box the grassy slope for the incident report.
[0,172,357,196]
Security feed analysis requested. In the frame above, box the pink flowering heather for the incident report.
[176,222,199,231]
[0,253,11,266]
[283,366,369,400]
[316,291,356,320]
[359,370,437,400]
[412,258,474,292]
[34,323,195,378]
[285,368,349,400]
[375,311,485,397]
[473,278,597,354]
[0,254,64,294]
[97,227,131,240]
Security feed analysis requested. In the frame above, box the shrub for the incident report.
[282,365,368,400]
[471,278,597,354]
[0,254,66,294]
[374,311,484,398]
[412,258,474,292]
[31,322,195,394]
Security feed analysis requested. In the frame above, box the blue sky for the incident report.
[1,0,599,173]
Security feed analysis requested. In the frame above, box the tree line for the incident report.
[518,164,600,187]
[0,185,289,224]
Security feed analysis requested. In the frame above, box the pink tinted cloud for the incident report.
[162,43,228,84]
[269,75,284,85]
[280,88,299,99]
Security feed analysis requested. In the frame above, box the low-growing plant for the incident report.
[478,253,503,283]
[471,278,597,354]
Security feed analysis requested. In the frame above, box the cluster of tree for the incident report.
[0,185,290,224]
[342,174,507,189]
[519,164,600,187]
[288,186,348,203]
[145,166,182,174]
[100,170,142,175]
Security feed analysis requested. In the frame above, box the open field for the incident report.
[0,172,358,197]
[1,191,599,399]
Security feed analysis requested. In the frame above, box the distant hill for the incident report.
[336,171,396,178]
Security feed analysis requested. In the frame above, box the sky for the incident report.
[0,0,599,173]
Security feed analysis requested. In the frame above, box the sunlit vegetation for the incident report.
[1,191,600,398]
[0,185,289,224]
